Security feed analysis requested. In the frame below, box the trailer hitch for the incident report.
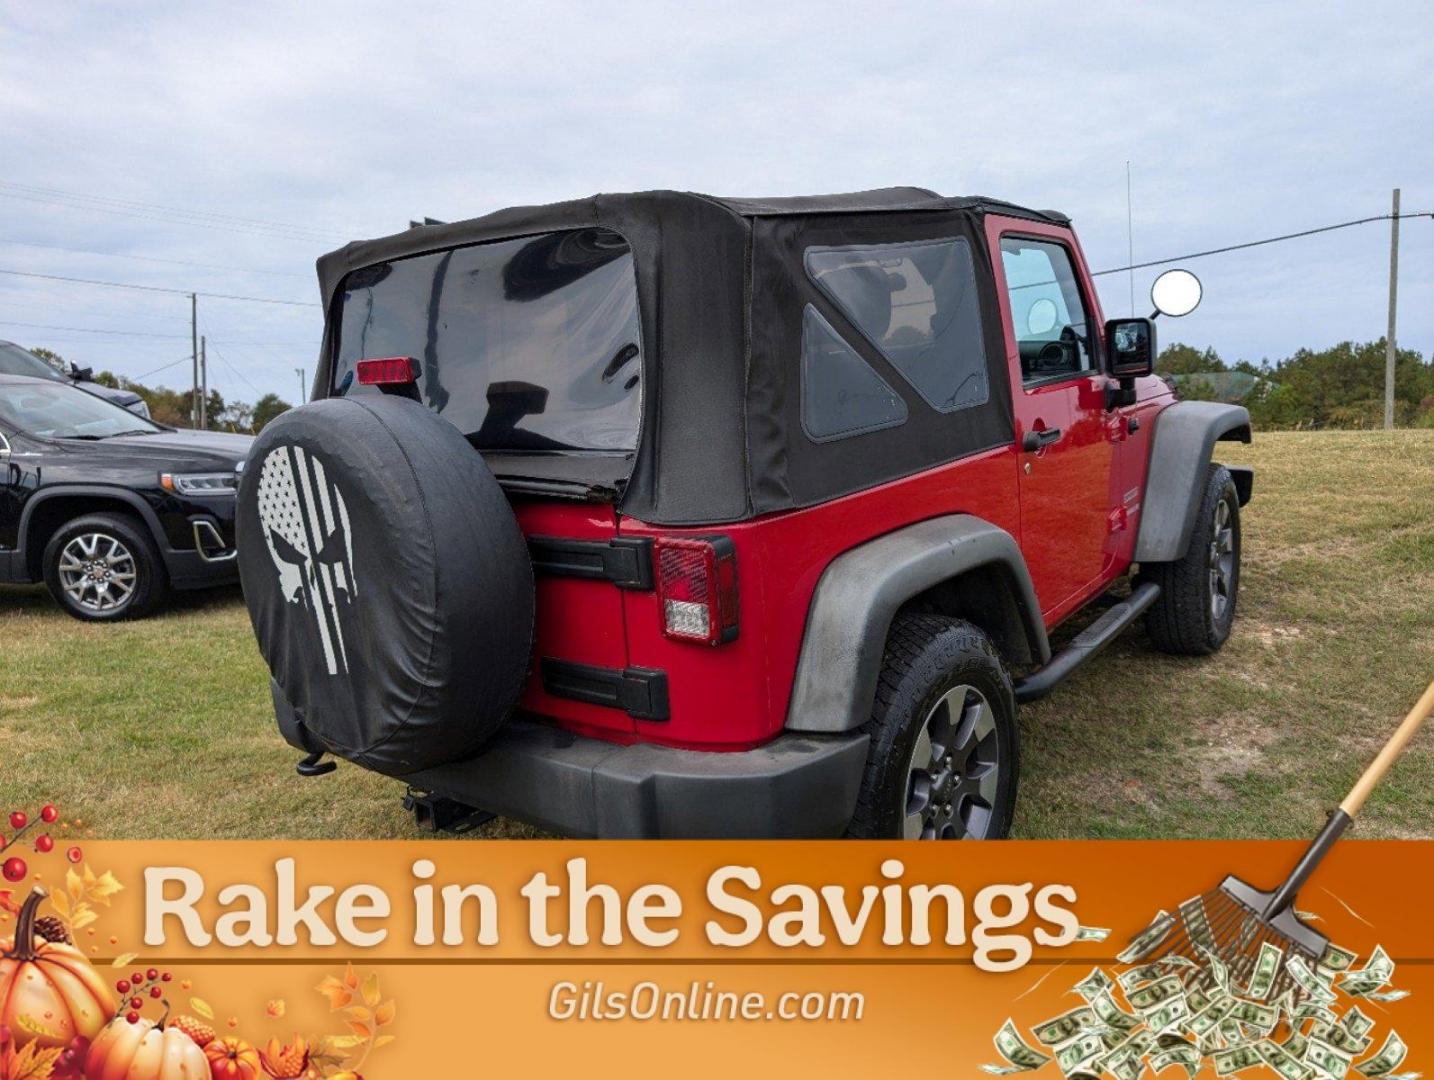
[403,789,495,833]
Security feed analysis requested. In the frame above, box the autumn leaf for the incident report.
[342,963,359,990]
[70,908,98,931]
[47,892,69,920]
[320,1035,365,1053]
[190,997,215,1020]
[2,1041,64,1080]
[315,975,353,1011]
[374,999,396,1027]
[266,999,286,1019]
[373,1034,396,1049]
[360,972,381,1008]
[345,1020,372,1040]
[342,1006,371,1025]
[0,890,20,917]
[85,868,123,905]
[65,869,84,905]
[110,952,138,968]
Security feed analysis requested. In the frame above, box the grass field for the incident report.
[2,430,1431,841]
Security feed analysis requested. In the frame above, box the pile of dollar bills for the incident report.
[983,902,1414,1080]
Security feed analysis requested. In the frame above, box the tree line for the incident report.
[1157,338,1434,429]
[30,347,293,432]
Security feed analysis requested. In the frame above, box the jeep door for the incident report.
[985,217,1116,623]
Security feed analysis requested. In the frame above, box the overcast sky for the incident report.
[2,1,1431,407]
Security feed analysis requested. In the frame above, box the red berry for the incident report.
[66,846,82,864]
[131,972,143,986]
[129,997,143,1010]
[1,857,26,882]
[8,812,26,831]
[40,805,58,824]
[150,986,162,999]
[146,967,159,981]
[161,972,172,982]
[35,834,54,853]
[116,980,130,994]
[126,1012,139,1024]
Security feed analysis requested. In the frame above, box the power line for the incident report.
[0,267,317,306]
[0,179,348,243]
[132,355,193,381]
[0,237,309,277]
[1091,211,1434,276]
[203,337,263,397]
[0,319,189,339]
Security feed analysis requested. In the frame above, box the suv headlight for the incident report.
[160,472,238,496]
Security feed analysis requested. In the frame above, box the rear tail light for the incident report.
[654,536,739,645]
[356,356,419,386]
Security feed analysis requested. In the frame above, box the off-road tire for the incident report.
[42,512,167,622]
[847,614,1019,840]
[1142,463,1241,655]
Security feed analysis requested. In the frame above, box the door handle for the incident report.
[1021,427,1063,452]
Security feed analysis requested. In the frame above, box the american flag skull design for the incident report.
[255,445,356,675]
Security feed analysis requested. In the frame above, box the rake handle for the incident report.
[1265,678,1434,919]
[1340,679,1434,818]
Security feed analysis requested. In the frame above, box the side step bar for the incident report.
[1013,581,1162,704]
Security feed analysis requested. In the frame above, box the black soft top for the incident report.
[314,188,1065,526]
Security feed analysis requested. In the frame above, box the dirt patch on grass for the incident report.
[1185,711,1281,796]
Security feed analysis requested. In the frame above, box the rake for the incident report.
[1136,679,1434,1002]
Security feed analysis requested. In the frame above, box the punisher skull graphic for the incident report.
[255,445,356,675]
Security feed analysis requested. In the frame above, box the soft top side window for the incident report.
[997,237,1094,385]
[803,237,989,415]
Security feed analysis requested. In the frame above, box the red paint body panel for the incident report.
[503,219,1177,751]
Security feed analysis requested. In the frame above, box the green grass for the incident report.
[2,431,1431,840]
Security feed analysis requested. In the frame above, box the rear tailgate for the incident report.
[514,501,635,737]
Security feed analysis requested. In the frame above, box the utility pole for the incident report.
[295,367,306,404]
[189,292,199,429]
[1384,188,1400,430]
[199,336,208,430]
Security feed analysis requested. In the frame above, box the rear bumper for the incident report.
[273,680,869,839]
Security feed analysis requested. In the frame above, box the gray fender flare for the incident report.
[1134,401,1252,563]
[785,515,1049,734]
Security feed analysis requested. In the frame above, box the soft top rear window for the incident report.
[332,227,642,453]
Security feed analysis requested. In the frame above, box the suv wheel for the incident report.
[43,513,166,622]
[847,614,1018,839]
[1143,463,1241,655]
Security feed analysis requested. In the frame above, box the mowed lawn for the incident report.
[2,431,1431,841]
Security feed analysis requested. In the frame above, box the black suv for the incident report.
[0,340,151,417]
[0,374,252,620]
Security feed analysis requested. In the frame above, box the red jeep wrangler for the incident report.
[238,187,1252,839]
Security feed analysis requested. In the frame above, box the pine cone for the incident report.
[33,915,70,944]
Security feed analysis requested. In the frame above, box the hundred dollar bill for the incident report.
[1187,997,1237,1039]
[1306,1037,1354,1079]
[1311,1020,1373,1057]
[1283,1031,1310,1059]
[984,1019,1053,1074]
[1288,955,1339,1005]
[1363,989,1409,1003]
[1340,946,1394,996]
[1033,1006,1099,1047]
[1128,974,1185,1014]
[1056,1033,1107,1076]
[1090,990,1141,1034]
[1119,962,1170,992]
[1258,1039,1313,1080]
[1146,995,1192,1034]
[1118,911,1176,964]
[1320,943,1359,973]
[1342,1007,1375,1040]
[1229,999,1279,1034]
[1295,1000,1339,1027]
[1186,985,1212,1015]
[1199,945,1233,993]
[1213,1044,1264,1076]
[1218,1019,1246,1047]
[1355,1031,1407,1078]
[1151,1043,1201,1079]
[1073,967,1114,1002]
[1246,941,1285,1001]
[1075,925,1112,942]
[1179,895,1217,952]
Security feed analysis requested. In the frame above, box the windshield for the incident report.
[0,343,65,382]
[0,380,161,439]
[331,227,643,453]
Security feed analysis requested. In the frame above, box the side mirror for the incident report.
[1105,317,1157,379]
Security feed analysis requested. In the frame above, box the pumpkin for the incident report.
[204,1036,261,1080]
[0,887,115,1050]
[85,1014,208,1080]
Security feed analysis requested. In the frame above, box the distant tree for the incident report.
[1156,343,1226,376]
[1244,339,1434,429]
[252,393,292,432]
[27,346,69,374]
[90,370,121,388]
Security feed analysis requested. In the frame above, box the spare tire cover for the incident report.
[236,394,534,777]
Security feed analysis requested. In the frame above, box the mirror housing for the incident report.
[1105,317,1156,379]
